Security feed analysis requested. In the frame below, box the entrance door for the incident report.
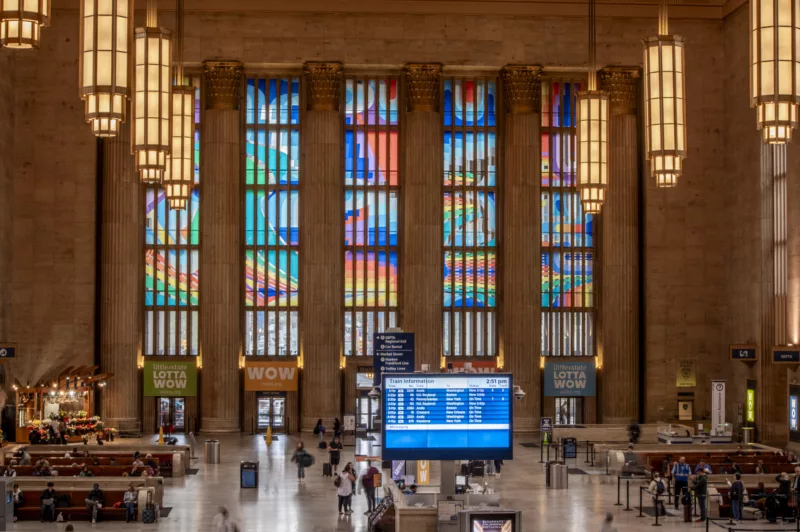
[555,397,582,425]
[357,394,380,431]
[157,397,186,432]
[256,394,285,433]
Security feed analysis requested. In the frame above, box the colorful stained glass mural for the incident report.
[344,77,399,356]
[443,77,497,357]
[541,79,595,357]
[244,76,301,356]
[143,77,201,357]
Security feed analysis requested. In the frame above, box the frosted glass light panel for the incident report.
[576,91,608,213]
[0,0,49,49]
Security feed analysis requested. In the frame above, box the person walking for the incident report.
[693,468,708,522]
[648,472,667,516]
[291,441,310,483]
[40,481,57,522]
[12,484,23,522]
[336,463,356,515]
[123,484,137,523]
[493,460,503,476]
[212,506,239,532]
[313,419,326,443]
[361,460,381,514]
[671,457,691,509]
[333,418,342,437]
[328,435,343,474]
[85,482,104,524]
[728,473,744,523]
[599,512,618,532]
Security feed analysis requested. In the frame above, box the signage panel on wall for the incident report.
[678,400,693,421]
[543,361,596,397]
[791,396,799,432]
[382,373,513,460]
[746,388,756,423]
[730,345,757,361]
[417,460,431,485]
[676,360,696,387]
[244,361,298,392]
[773,346,800,363]
[373,332,414,385]
[143,360,197,397]
[0,344,16,358]
[711,380,726,428]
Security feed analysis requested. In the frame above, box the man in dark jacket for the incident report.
[729,473,744,522]
[85,483,105,524]
[693,469,708,522]
[40,482,56,522]
[361,460,381,514]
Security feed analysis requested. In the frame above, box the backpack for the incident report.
[656,480,665,495]
[313,425,320,435]
[334,475,342,488]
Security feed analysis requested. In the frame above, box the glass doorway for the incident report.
[256,394,285,433]
[158,397,185,432]
[555,397,582,425]
[357,393,379,432]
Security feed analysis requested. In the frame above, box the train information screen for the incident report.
[382,374,513,460]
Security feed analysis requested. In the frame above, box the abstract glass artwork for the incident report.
[541,80,595,356]
[443,77,497,357]
[143,78,200,356]
[244,76,301,356]
[344,77,399,356]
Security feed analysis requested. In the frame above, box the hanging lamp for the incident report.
[0,0,49,49]
[164,0,194,211]
[643,0,687,187]
[133,0,172,184]
[751,0,800,143]
[577,0,609,214]
[79,0,133,137]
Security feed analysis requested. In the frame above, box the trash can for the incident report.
[205,439,220,464]
[240,461,258,488]
[562,437,578,459]
[742,427,754,445]
[551,464,568,489]
[546,461,564,488]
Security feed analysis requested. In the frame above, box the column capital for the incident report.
[203,60,243,111]
[598,67,640,115]
[303,62,343,112]
[404,63,442,112]
[501,65,542,114]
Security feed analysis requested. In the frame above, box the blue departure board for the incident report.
[382,374,513,460]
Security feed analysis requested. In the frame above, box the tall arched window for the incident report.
[143,77,201,356]
[243,76,301,356]
[541,79,595,356]
[343,76,400,356]
[442,77,498,357]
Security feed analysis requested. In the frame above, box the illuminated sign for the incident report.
[791,396,799,432]
[746,389,756,423]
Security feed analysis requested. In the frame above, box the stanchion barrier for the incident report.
[625,477,633,511]
[653,490,662,527]
[585,440,591,464]
[616,476,623,506]
[638,486,645,518]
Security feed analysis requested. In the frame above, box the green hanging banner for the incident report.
[143,360,197,397]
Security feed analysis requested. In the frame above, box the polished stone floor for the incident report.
[11,434,738,531]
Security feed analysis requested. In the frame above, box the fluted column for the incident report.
[758,142,789,444]
[100,113,141,426]
[300,62,343,432]
[402,63,443,371]
[501,66,541,432]
[200,60,243,433]
[598,67,640,423]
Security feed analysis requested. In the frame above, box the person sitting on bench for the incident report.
[85,483,104,524]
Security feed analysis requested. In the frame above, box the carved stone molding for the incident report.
[598,67,640,115]
[203,60,243,111]
[304,62,343,112]
[405,63,442,112]
[501,65,542,114]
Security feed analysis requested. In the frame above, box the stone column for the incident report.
[200,60,243,433]
[300,62,343,432]
[598,67,640,424]
[100,113,141,426]
[758,142,789,444]
[402,63,443,371]
[501,66,542,432]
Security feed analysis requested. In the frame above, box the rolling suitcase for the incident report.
[323,462,332,477]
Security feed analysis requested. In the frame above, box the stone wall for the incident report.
[3,8,740,422]
[0,52,13,351]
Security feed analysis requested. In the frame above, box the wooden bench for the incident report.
[8,465,157,477]
[16,489,130,521]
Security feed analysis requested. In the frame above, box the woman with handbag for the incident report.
[290,442,311,483]
[336,463,356,515]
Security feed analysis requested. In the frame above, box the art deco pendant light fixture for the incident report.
[0,0,50,49]
[643,0,687,187]
[164,0,194,211]
[751,0,800,143]
[79,0,133,137]
[133,0,172,183]
[577,0,609,214]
